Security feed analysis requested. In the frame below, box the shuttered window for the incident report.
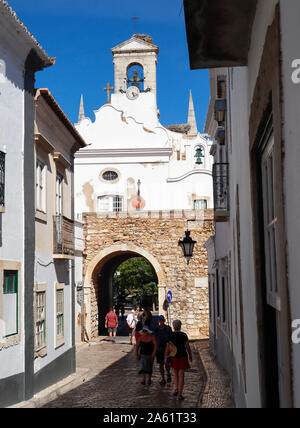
[3,270,18,337]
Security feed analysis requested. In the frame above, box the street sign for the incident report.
[167,290,173,303]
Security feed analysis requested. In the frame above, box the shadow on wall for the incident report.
[54,259,70,284]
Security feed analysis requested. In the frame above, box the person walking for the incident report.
[154,315,172,385]
[165,319,193,401]
[134,311,143,344]
[126,309,137,345]
[136,326,157,385]
[104,307,118,343]
[141,307,152,328]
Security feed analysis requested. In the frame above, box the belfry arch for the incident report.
[83,243,167,339]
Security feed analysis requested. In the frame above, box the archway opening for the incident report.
[91,251,159,337]
[113,257,158,315]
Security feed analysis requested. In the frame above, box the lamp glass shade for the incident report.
[178,231,197,264]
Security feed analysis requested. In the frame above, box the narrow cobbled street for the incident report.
[43,339,206,409]
[13,315,233,409]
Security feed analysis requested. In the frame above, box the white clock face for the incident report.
[126,86,140,100]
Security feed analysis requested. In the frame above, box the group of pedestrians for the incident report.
[104,306,193,400]
[105,305,151,345]
[136,315,193,401]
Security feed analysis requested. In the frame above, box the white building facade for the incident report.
[33,89,86,394]
[0,1,54,407]
[185,0,300,408]
[74,34,213,219]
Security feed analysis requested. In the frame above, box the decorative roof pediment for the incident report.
[112,35,159,54]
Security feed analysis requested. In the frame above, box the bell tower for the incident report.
[111,34,159,100]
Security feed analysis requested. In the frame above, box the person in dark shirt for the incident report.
[165,319,193,401]
[154,315,172,385]
[136,326,157,385]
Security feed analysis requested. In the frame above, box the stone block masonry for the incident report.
[82,209,214,340]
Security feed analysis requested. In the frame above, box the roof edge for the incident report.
[111,34,159,54]
[0,1,55,69]
[35,89,87,149]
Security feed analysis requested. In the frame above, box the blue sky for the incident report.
[8,0,210,131]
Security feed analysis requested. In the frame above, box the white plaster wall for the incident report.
[75,159,213,215]
[0,40,25,379]
[74,222,84,343]
[76,102,168,149]
[111,92,159,129]
[34,254,73,373]
[280,0,300,407]
[214,222,229,260]
[229,67,261,407]
[225,2,279,406]
[248,0,277,105]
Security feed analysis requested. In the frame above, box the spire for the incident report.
[78,94,85,123]
[187,90,198,136]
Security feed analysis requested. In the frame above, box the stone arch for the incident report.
[83,243,167,339]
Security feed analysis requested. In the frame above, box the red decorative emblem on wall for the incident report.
[132,196,146,209]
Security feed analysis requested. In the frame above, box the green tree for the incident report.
[113,257,158,306]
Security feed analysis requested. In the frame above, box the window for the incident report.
[56,283,64,348]
[36,160,46,212]
[3,270,18,337]
[56,173,63,216]
[98,195,123,212]
[35,287,46,351]
[194,199,208,210]
[217,76,226,99]
[216,269,220,319]
[0,151,5,208]
[102,171,118,181]
[261,134,280,310]
[209,275,213,322]
[222,277,226,323]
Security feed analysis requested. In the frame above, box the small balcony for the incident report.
[0,151,5,212]
[53,215,75,258]
[212,163,230,221]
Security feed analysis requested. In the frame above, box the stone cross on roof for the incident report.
[103,83,114,104]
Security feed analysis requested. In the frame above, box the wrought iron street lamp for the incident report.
[178,230,197,265]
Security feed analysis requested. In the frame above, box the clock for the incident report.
[126,85,140,100]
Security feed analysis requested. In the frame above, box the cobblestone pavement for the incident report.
[42,339,206,409]
[195,340,235,408]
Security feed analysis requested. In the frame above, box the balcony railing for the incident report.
[212,163,229,220]
[53,215,74,256]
